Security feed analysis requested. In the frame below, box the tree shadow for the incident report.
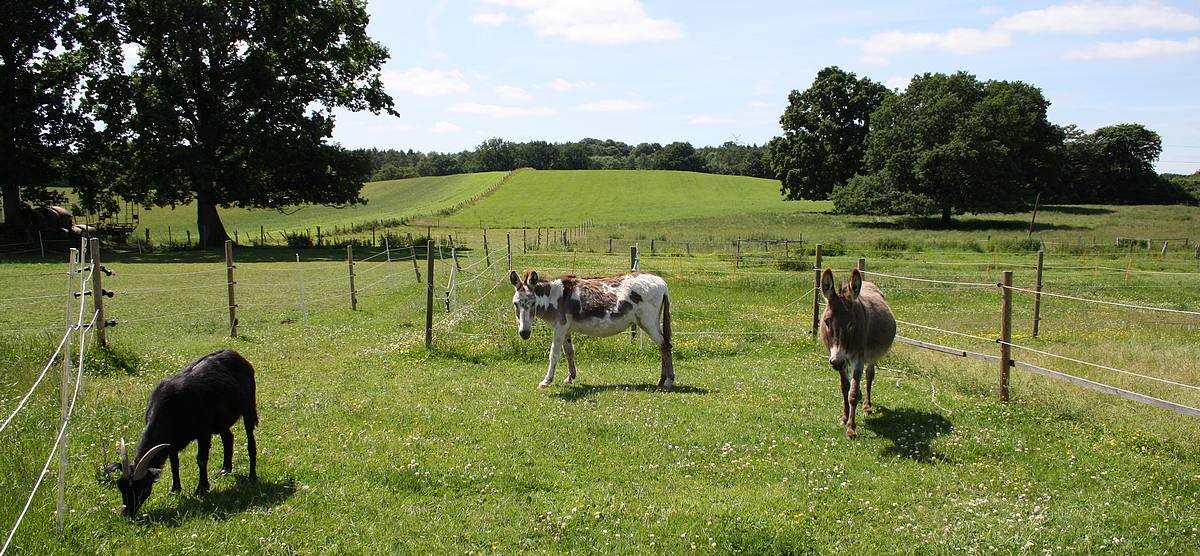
[110,245,456,265]
[552,382,711,402]
[849,217,1087,232]
[863,406,952,463]
[1038,205,1114,215]
[140,476,296,526]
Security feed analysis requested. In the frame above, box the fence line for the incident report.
[0,328,73,435]
[860,270,996,288]
[998,340,1200,392]
[1002,284,1200,316]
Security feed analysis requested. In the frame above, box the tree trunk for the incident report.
[196,191,230,248]
[2,181,23,226]
[940,206,952,226]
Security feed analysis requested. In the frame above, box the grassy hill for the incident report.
[133,172,506,238]
[440,170,826,227]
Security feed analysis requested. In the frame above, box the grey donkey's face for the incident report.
[819,269,863,372]
[509,270,540,339]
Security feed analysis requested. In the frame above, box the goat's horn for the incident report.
[132,443,171,480]
[119,438,131,476]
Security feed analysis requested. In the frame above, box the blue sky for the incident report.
[330,1,1200,173]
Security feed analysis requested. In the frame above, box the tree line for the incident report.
[357,139,770,181]
[765,67,1197,223]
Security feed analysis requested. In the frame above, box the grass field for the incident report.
[1,237,1198,552]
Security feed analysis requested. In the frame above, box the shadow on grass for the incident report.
[849,217,1087,232]
[863,407,952,463]
[1039,205,1115,215]
[141,476,296,526]
[108,245,460,265]
[553,382,711,402]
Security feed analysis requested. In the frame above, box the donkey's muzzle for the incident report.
[519,329,531,340]
[829,357,846,372]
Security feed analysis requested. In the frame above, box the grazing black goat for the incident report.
[115,349,258,516]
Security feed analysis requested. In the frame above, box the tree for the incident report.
[653,142,704,171]
[417,153,463,176]
[553,142,590,170]
[839,72,1060,223]
[107,0,394,246]
[765,66,891,201]
[1062,124,1170,203]
[1,0,117,226]
[516,140,556,169]
[472,138,516,172]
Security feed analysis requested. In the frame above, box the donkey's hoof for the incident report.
[218,467,232,477]
[564,377,574,385]
[863,404,874,415]
[839,416,848,426]
[538,381,551,389]
[845,427,858,439]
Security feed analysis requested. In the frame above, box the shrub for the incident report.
[284,231,314,248]
[776,259,811,272]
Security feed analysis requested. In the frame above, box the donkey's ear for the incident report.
[509,270,520,286]
[820,269,836,300]
[528,271,539,284]
[849,269,863,300]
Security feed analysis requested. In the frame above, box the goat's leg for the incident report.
[195,435,211,495]
[219,429,234,475]
[245,421,258,482]
[169,452,182,493]
[540,329,565,388]
[564,335,577,384]
[838,370,850,427]
[847,363,863,439]
[864,364,877,414]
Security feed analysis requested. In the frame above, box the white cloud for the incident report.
[449,102,558,117]
[856,28,1012,63]
[384,68,470,96]
[470,11,511,26]
[884,75,912,91]
[547,77,594,92]
[576,99,650,112]
[1066,36,1200,59]
[996,1,1200,34]
[430,121,462,133]
[484,0,683,44]
[688,115,736,125]
[493,85,533,101]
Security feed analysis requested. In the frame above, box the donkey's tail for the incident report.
[660,292,672,350]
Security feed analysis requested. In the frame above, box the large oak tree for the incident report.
[108,0,395,246]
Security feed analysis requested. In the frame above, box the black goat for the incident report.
[116,349,258,516]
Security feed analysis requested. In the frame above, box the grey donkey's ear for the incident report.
[509,270,521,286]
[820,269,836,300]
[527,271,539,284]
[849,269,863,300]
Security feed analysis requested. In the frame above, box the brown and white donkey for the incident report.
[509,270,674,389]
[819,268,896,438]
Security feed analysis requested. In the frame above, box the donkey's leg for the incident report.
[564,335,578,384]
[847,362,863,439]
[864,364,877,414]
[838,370,850,426]
[540,328,566,388]
[637,313,672,388]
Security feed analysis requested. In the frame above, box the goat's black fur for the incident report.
[116,349,258,516]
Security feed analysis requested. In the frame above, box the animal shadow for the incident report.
[141,476,296,526]
[863,407,952,463]
[553,382,711,402]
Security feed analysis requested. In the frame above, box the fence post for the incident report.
[686,242,691,256]
[347,245,357,310]
[425,240,435,348]
[448,235,461,270]
[89,238,107,347]
[999,270,1013,402]
[630,244,639,342]
[168,226,173,244]
[225,240,238,337]
[651,239,656,256]
[407,233,421,283]
[506,232,512,271]
[56,248,78,531]
[608,238,613,254]
[857,257,866,271]
[735,240,742,268]
[385,236,392,263]
[483,229,492,268]
[260,225,265,246]
[186,230,191,247]
[1032,250,1044,337]
[296,254,308,323]
[563,229,569,250]
[1161,241,1168,257]
[39,230,45,258]
[811,243,823,336]
[523,229,528,254]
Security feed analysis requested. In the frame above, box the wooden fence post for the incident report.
[168,226,173,244]
[630,244,639,342]
[1032,250,1044,337]
[811,243,823,336]
[523,229,528,254]
[563,229,569,250]
[260,225,265,246]
[609,238,613,254]
[857,257,866,271]
[407,233,421,283]
[145,228,151,247]
[89,238,107,347]
[425,240,435,348]
[347,245,358,310]
[225,240,238,337]
[651,239,656,256]
[735,240,742,268]
[186,230,191,247]
[448,235,461,270]
[296,254,308,323]
[506,232,512,270]
[999,270,1013,402]
[56,248,78,531]
[483,229,492,268]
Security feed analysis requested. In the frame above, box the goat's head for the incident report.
[819,268,864,372]
[509,270,540,339]
[114,438,170,517]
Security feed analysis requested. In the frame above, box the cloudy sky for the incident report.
[330,1,1200,173]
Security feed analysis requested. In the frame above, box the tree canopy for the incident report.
[764,66,892,201]
[104,0,394,245]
